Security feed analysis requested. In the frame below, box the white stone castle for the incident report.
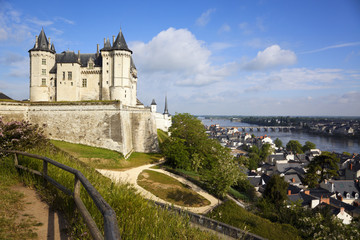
[29,28,138,105]
[28,28,171,132]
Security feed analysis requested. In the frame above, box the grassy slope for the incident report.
[207,200,301,240]
[3,145,217,239]
[157,129,169,144]
[137,170,210,207]
[50,140,163,169]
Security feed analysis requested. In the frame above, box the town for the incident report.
[206,123,360,224]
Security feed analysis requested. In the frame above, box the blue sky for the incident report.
[0,0,359,116]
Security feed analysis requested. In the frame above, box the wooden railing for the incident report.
[6,150,121,240]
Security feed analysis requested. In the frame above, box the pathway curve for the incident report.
[97,164,221,214]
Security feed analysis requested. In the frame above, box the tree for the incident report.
[260,143,273,162]
[302,141,316,152]
[274,138,283,148]
[286,140,303,154]
[263,174,289,205]
[161,138,190,170]
[304,151,340,187]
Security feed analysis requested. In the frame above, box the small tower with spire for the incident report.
[150,99,157,113]
[163,96,169,116]
[29,28,56,101]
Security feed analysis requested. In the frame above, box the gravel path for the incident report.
[97,164,221,214]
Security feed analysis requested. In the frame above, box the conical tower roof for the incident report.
[29,28,55,53]
[151,99,157,105]
[112,30,132,53]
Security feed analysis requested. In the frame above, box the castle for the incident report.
[29,28,138,105]
[0,29,171,157]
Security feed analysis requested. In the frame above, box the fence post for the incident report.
[14,153,18,166]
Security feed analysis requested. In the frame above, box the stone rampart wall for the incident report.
[0,101,158,157]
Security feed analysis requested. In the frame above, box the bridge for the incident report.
[223,126,295,132]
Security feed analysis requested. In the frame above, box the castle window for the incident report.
[71,82,73,86]
[89,63,94,69]
[41,78,46,86]
[63,72,65,80]
[82,79,87,87]
[42,69,46,75]
[68,71,72,80]
[42,59,46,65]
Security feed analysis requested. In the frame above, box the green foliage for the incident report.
[233,178,256,201]
[207,200,301,240]
[263,175,289,205]
[305,151,340,187]
[302,141,316,152]
[3,145,217,239]
[286,140,303,154]
[260,143,272,162]
[274,138,283,148]
[342,151,351,156]
[162,113,243,197]
[157,129,169,144]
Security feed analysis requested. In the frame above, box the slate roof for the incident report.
[53,51,102,67]
[320,180,360,198]
[276,162,303,173]
[29,28,55,53]
[0,92,12,100]
[151,99,157,105]
[112,30,132,53]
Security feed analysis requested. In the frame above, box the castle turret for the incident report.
[29,28,56,101]
[150,99,157,113]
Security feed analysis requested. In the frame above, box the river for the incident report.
[201,118,360,154]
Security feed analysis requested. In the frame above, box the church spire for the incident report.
[163,96,169,115]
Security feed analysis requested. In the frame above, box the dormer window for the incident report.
[346,193,350,199]
[355,193,359,199]
[89,63,94,69]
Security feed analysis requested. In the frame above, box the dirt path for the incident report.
[97,163,221,214]
[12,184,69,240]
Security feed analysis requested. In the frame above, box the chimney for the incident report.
[35,35,38,48]
[48,37,51,49]
[304,190,310,195]
[97,44,99,56]
[292,178,296,183]
[104,38,106,46]
[78,50,80,62]
[112,35,115,45]
[320,196,330,204]
[350,163,353,170]
[288,190,291,195]
[340,207,344,213]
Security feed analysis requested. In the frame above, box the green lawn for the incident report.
[50,140,163,169]
[207,200,301,240]
[137,170,210,207]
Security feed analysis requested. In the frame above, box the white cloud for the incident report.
[130,27,234,87]
[26,17,53,26]
[218,24,231,33]
[54,17,75,25]
[243,45,297,70]
[301,42,360,54]
[238,22,252,35]
[256,17,265,32]
[243,68,353,92]
[210,42,233,51]
[195,8,216,27]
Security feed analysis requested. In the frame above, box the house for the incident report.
[320,180,360,204]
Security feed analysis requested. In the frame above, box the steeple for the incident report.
[163,96,169,115]
[29,28,55,53]
[112,29,132,53]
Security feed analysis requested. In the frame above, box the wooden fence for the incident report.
[5,150,121,240]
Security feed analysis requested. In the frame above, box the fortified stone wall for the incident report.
[0,101,158,157]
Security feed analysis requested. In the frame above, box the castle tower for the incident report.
[150,99,157,113]
[29,28,56,101]
[108,30,137,106]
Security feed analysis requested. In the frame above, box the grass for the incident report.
[137,170,210,207]
[207,200,301,240]
[51,140,163,169]
[0,161,40,239]
[2,145,218,239]
[228,187,251,202]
